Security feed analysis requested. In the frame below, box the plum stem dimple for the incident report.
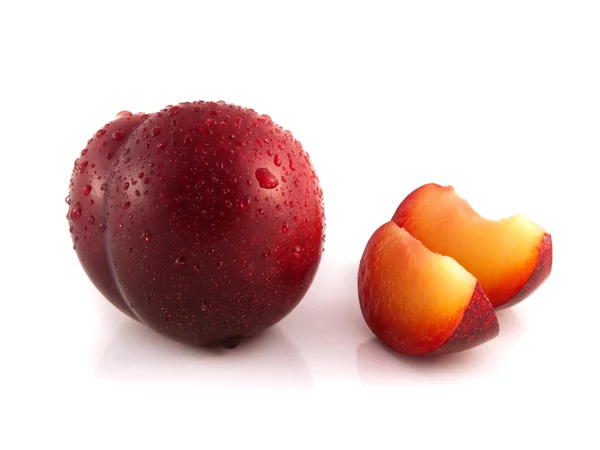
[220,335,242,349]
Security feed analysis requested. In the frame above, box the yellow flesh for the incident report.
[364,222,476,352]
[398,186,545,305]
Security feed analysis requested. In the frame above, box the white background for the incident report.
[1,1,599,448]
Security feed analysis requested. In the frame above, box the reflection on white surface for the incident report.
[356,308,525,386]
[356,337,490,385]
[95,320,314,388]
[493,307,525,337]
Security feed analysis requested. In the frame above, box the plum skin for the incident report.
[67,112,148,319]
[98,101,325,347]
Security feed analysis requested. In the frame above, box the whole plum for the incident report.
[68,101,325,348]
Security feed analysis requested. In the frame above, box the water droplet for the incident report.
[81,149,88,156]
[200,301,208,311]
[275,204,282,211]
[70,202,82,221]
[195,124,210,136]
[135,190,140,196]
[99,222,106,232]
[96,129,106,138]
[83,185,92,196]
[144,177,152,184]
[258,207,264,215]
[88,215,95,225]
[293,216,299,222]
[205,247,215,255]
[215,261,224,268]
[123,182,129,190]
[194,264,201,272]
[100,183,108,191]
[116,111,132,118]
[281,222,289,234]
[142,231,151,242]
[65,196,72,205]
[112,130,125,141]
[274,154,282,166]
[293,245,301,259]
[289,200,295,208]
[168,105,182,115]
[175,256,187,268]
[151,126,161,137]
[138,172,144,178]
[78,161,88,173]
[240,197,249,211]
[255,168,279,189]
[183,134,193,144]
[225,200,232,208]
[122,201,131,210]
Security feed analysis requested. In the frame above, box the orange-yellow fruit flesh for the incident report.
[393,184,547,307]
[358,222,477,355]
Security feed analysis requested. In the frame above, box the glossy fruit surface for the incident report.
[67,111,148,319]
[358,222,498,355]
[69,101,325,347]
[392,183,552,308]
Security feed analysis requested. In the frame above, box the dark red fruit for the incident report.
[67,111,148,319]
[69,101,325,347]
